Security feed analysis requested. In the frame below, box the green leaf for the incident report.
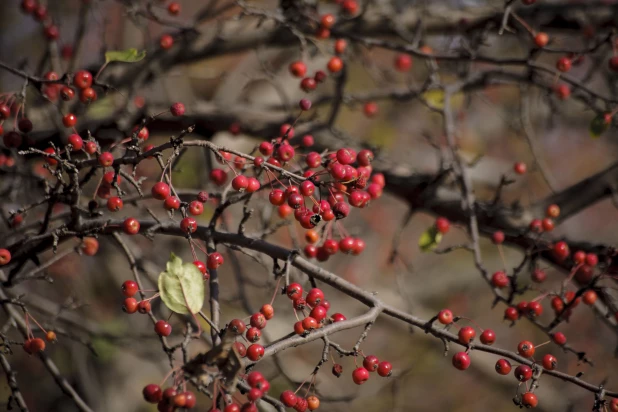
[104,48,146,64]
[158,253,205,314]
[589,114,609,138]
[418,225,443,252]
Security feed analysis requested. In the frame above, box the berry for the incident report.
[133,125,149,140]
[542,354,557,370]
[138,300,151,314]
[531,269,546,283]
[232,175,249,191]
[555,84,570,100]
[210,169,228,186]
[197,191,209,203]
[363,355,379,372]
[81,238,99,256]
[99,152,114,167]
[85,141,97,154]
[541,218,554,232]
[250,313,267,329]
[299,98,312,111]
[188,201,204,216]
[546,204,560,218]
[363,102,378,117]
[492,231,505,244]
[327,56,343,73]
[79,87,97,103]
[585,253,598,267]
[0,249,11,266]
[164,196,181,210]
[458,326,476,344]
[170,102,185,117]
[207,252,224,269]
[517,340,535,358]
[452,352,470,370]
[514,162,526,175]
[352,367,370,384]
[504,306,519,321]
[193,260,207,275]
[491,271,509,288]
[68,134,83,151]
[583,290,597,305]
[180,217,197,233]
[3,132,22,148]
[160,34,174,49]
[246,327,261,343]
[289,61,307,78]
[63,113,78,128]
[342,0,358,15]
[527,301,543,317]
[480,329,496,345]
[168,2,180,15]
[522,392,538,408]
[247,344,264,361]
[302,316,318,331]
[155,320,172,337]
[495,359,511,375]
[260,304,274,320]
[334,39,346,55]
[152,182,171,200]
[394,54,412,71]
[300,77,317,92]
[286,283,303,300]
[122,217,139,235]
[529,219,542,233]
[74,70,93,89]
[435,217,450,233]
[123,297,138,313]
[306,288,324,307]
[377,361,392,377]
[331,313,346,322]
[514,365,533,381]
[229,319,246,335]
[18,118,33,133]
[556,57,572,72]
[438,309,453,325]
[45,331,57,342]
[553,241,570,260]
[183,392,196,409]
[307,396,319,411]
[534,32,549,48]
[280,391,298,407]
[107,196,123,212]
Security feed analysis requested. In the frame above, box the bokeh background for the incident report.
[1,0,618,411]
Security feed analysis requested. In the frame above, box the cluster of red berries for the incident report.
[142,383,196,411]
[20,0,60,42]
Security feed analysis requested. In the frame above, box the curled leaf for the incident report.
[105,48,146,64]
[589,114,609,138]
[418,226,443,252]
[158,253,204,314]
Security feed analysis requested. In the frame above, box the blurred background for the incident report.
[1,0,618,411]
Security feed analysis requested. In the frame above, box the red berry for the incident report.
[531,269,546,283]
[551,332,565,345]
[527,301,543,317]
[514,365,533,381]
[250,313,267,329]
[522,392,538,408]
[437,309,453,325]
[480,329,496,345]
[556,57,572,72]
[74,70,93,89]
[99,152,114,167]
[0,249,12,266]
[229,319,246,335]
[583,290,597,305]
[377,361,392,377]
[534,32,549,48]
[246,327,261,343]
[123,297,138,314]
[435,217,450,234]
[207,252,224,269]
[352,367,370,384]
[327,56,343,73]
[210,169,228,186]
[300,77,316,92]
[168,2,180,15]
[280,390,298,407]
[491,271,509,288]
[331,313,346,322]
[492,231,505,244]
[514,162,526,175]
[458,326,476,344]
[363,355,379,372]
[164,196,181,210]
[170,102,185,117]
[180,217,197,233]
[232,175,249,191]
[193,260,207,275]
[334,39,347,55]
[79,87,97,103]
[18,118,33,133]
[302,316,318,331]
[541,218,554,232]
[67,134,83,151]
[260,304,274,320]
[542,354,557,370]
[553,241,570,260]
[289,61,307,78]
[504,306,519,321]
[495,359,511,375]
[123,217,140,235]
[81,238,99,256]
[246,344,264,361]
[160,34,174,49]
[155,320,172,337]
[286,283,303,300]
[143,384,163,403]
[394,54,412,72]
[517,340,535,358]
[138,300,151,314]
[63,113,78,128]
[85,141,97,154]
[363,102,378,117]
[188,201,204,216]
[151,182,171,200]
[555,83,570,100]
[452,352,471,370]
[107,196,123,212]
[299,98,312,111]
